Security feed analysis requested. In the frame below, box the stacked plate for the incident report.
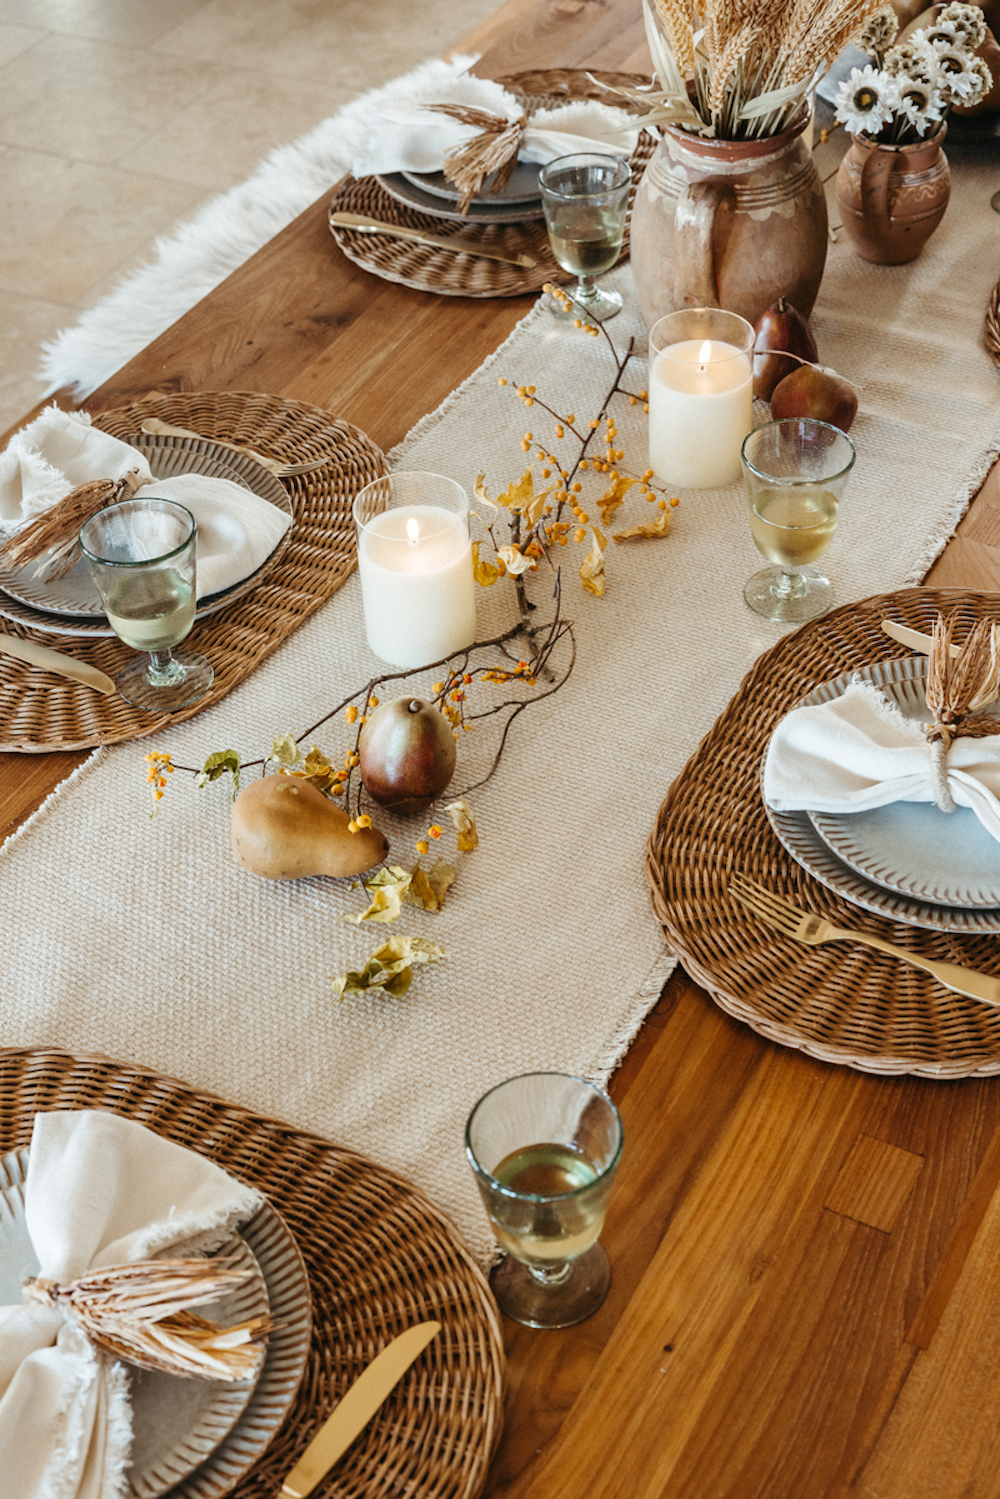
[375,159,546,224]
[765,655,1000,935]
[0,435,293,639]
[0,1148,311,1499]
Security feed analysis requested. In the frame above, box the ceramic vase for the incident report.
[835,127,950,265]
[629,113,829,331]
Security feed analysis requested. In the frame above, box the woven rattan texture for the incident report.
[0,392,386,753]
[0,1047,504,1499]
[986,272,1000,367]
[647,588,1000,1079]
[329,70,654,299]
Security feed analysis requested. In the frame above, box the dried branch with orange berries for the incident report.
[152,599,573,869]
[475,283,679,605]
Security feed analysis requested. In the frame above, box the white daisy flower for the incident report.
[896,80,945,133]
[935,48,992,103]
[922,18,963,50]
[834,65,898,134]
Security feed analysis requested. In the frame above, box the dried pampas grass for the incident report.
[24,1257,271,1382]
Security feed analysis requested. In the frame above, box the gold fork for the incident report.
[140,419,327,478]
[729,872,1000,1009]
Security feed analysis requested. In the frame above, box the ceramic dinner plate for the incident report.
[764,655,1000,933]
[0,1147,312,1499]
[401,158,542,204]
[0,435,293,636]
[376,171,546,223]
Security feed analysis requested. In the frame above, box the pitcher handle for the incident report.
[672,178,731,308]
[859,143,897,227]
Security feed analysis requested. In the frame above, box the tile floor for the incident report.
[0,0,501,434]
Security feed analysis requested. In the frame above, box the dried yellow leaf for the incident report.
[445,796,479,851]
[613,510,672,542]
[498,544,536,576]
[580,526,607,597]
[597,473,637,526]
[472,540,501,587]
[496,470,537,513]
[404,858,457,911]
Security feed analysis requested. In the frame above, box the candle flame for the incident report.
[406,517,420,545]
[698,339,712,372]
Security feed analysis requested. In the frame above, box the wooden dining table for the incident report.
[4,2,1000,1496]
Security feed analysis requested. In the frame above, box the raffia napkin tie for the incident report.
[0,1110,266,1499]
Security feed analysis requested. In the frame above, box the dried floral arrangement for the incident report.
[924,612,1000,810]
[151,304,670,997]
[614,0,890,140]
[835,2,992,141]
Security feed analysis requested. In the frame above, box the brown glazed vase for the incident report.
[835,126,950,265]
[629,113,829,330]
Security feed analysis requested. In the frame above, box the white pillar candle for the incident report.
[357,501,477,669]
[648,308,755,490]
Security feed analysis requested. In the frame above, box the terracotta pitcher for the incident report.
[835,127,950,265]
[629,114,828,331]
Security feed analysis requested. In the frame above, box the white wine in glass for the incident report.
[539,153,631,323]
[80,497,213,712]
[741,419,856,623]
[465,1072,623,1328]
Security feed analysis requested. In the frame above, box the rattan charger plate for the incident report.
[0,1047,505,1499]
[329,69,655,299]
[0,392,386,753]
[647,588,1000,1080]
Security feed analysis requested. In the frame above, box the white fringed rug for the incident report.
[37,55,478,403]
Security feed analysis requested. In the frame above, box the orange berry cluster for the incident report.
[145,752,174,805]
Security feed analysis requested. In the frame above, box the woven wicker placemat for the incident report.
[0,392,386,753]
[329,69,655,299]
[0,1046,504,1499]
[647,587,1000,1079]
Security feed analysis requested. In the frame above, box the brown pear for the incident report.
[753,299,819,400]
[359,697,457,816]
[231,775,388,880]
[769,364,858,432]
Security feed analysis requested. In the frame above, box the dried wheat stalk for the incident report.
[923,613,1000,811]
[644,0,888,138]
[428,104,528,214]
[985,275,1000,368]
[2,468,149,580]
[24,1257,271,1381]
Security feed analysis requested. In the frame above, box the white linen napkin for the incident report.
[352,70,639,179]
[0,1110,263,1499]
[763,677,1000,842]
[136,473,291,599]
[0,407,292,598]
[0,408,153,536]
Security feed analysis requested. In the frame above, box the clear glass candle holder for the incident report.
[539,152,631,323]
[648,307,754,489]
[353,471,477,669]
[741,417,856,623]
[465,1071,624,1329]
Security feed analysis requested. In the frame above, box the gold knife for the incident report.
[279,1321,441,1497]
[330,210,538,268]
[881,619,960,658]
[0,631,115,694]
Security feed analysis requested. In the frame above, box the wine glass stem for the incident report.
[772,566,807,600]
[527,1260,573,1286]
[146,648,183,687]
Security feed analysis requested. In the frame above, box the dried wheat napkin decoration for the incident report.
[1,467,149,579]
[0,1110,266,1499]
[924,612,1000,811]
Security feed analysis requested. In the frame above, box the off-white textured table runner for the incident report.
[2,156,998,1265]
